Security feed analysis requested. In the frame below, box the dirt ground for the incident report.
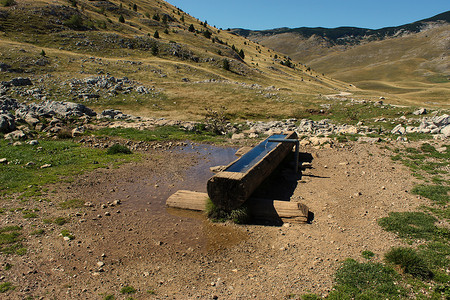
[1,139,431,299]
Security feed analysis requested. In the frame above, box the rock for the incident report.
[309,137,331,146]
[97,261,105,267]
[10,77,32,86]
[25,115,41,127]
[432,114,450,127]
[231,133,245,140]
[28,140,39,145]
[441,124,450,137]
[72,126,85,137]
[40,164,52,169]
[0,113,15,133]
[4,129,26,140]
[413,108,427,115]
[357,136,381,143]
[0,158,8,164]
[391,124,406,135]
[112,200,121,206]
[210,165,226,173]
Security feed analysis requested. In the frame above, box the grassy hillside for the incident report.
[0,0,366,121]
[233,13,450,107]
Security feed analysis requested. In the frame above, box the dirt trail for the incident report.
[1,140,428,299]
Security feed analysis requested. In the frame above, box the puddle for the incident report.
[116,142,247,251]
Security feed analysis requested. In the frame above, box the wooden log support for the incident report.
[166,190,309,223]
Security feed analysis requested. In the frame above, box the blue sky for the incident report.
[167,0,449,30]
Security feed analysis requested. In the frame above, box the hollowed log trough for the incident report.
[207,131,298,210]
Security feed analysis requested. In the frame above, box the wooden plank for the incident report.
[166,190,208,211]
[166,190,309,223]
[235,147,253,157]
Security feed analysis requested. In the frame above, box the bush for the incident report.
[118,15,125,23]
[222,58,230,71]
[385,247,433,279]
[120,285,136,294]
[153,30,160,38]
[64,14,83,29]
[0,0,15,7]
[106,144,132,155]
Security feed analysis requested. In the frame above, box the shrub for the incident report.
[385,247,433,279]
[120,285,136,294]
[0,0,15,7]
[106,144,132,155]
[151,44,159,56]
[118,15,125,23]
[40,50,46,57]
[64,14,83,29]
[188,24,195,32]
[54,217,68,226]
[153,30,160,38]
[361,250,375,259]
[222,58,230,71]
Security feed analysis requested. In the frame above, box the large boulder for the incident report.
[0,113,15,133]
[18,101,97,119]
[0,97,20,112]
[10,77,32,87]
[441,125,450,137]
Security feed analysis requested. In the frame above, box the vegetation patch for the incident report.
[120,285,136,294]
[0,140,136,195]
[328,258,406,299]
[59,199,84,209]
[106,144,132,155]
[385,247,433,279]
[412,184,449,205]
[0,282,15,293]
[206,198,250,224]
[0,226,26,255]
[378,211,448,241]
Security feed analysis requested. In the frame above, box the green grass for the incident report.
[91,125,225,143]
[0,226,26,255]
[378,212,449,242]
[120,286,136,294]
[54,217,68,225]
[412,184,450,205]
[59,199,84,209]
[361,250,375,260]
[205,198,250,224]
[60,229,75,240]
[106,144,132,155]
[327,259,406,299]
[0,282,15,293]
[0,140,137,195]
[385,247,433,279]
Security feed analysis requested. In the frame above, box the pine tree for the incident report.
[238,49,245,59]
[154,30,160,38]
[118,15,125,23]
[223,59,230,71]
[180,15,184,23]
[188,24,195,32]
[151,44,159,56]
[40,50,46,57]
[132,4,137,11]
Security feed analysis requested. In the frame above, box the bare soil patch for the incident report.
[1,140,428,299]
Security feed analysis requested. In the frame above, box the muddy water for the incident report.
[118,143,248,252]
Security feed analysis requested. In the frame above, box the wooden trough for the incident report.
[207,131,298,210]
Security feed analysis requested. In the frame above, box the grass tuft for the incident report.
[120,285,136,294]
[106,144,132,155]
[385,247,433,279]
[205,198,250,224]
[0,282,15,293]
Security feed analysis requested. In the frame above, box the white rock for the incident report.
[441,124,450,137]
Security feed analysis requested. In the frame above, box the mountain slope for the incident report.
[0,0,361,120]
[232,11,450,105]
